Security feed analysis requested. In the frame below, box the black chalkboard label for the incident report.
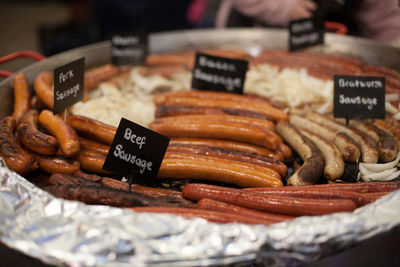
[333,75,385,119]
[191,52,248,94]
[289,17,324,51]
[103,118,170,183]
[53,57,85,114]
[111,33,148,66]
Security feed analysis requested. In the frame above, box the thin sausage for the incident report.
[84,64,120,90]
[276,121,325,186]
[79,136,110,155]
[130,206,275,225]
[170,138,285,161]
[154,96,288,122]
[32,153,80,174]
[76,149,111,175]
[182,184,357,216]
[12,73,31,123]
[158,156,283,188]
[44,184,177,207]
[149,119,281,150]
[197,198,295,223]
[33,72,54,109]
[66,115,116,145]
[167,144,288,177]
[17,110,59,155]
[38,110,80,157]
[100,177,194,207]
[49,173,102,187]
[72,170,103,182]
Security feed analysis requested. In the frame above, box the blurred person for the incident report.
[215,0,400,44]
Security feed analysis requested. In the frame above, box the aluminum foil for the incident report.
[0,158,400,267]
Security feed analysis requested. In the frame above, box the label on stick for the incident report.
[111,33,148,66]
[289,17,324,51]
[191,52,248,94]
[333,75,385,119]
[103,118,170,183]
[53,57,85,114]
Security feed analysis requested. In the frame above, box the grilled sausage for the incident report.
[299,129,344,181]
[38,110,80,157]
[32,153,80,174]
[12,73,31,123]
[182,183,357,216]
[306,112,378,163]
[76,149,111,175]
[0,117,37,175]
[276,121,325,186]
[17,110,59,155]
[66,115,116,145]
[149,119,281,150]
[158,155,283,188]
[33,72,54,109]
[290,114,360,162]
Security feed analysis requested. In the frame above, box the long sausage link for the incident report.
[170,138,285,162]
[149,119,281,150]
[154,96,288,122]
[12,73,31,123]
[182,184,357,216]
[67,115,116,145]
[167,144,288,177]
[158,155,283,188]
[76,149,111,175]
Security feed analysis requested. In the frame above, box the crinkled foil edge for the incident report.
[0,158,399,267]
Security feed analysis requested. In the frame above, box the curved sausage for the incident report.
[32,153,80,174]
[149,119,281,150]
[299,128,344,181]
[374,119,400,148]
[33,72,54,109]
[17,110,59,155]
[276,121,325,186]
[290,114,360,162]
[158,156,283,188]
[38,110,80,157]
[350,120,398,162]
[0,117,37,175]
[66,115,116,145]
[306,112,378,163]
[12,73,31,123]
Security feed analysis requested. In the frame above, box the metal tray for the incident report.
[0,28,400,267]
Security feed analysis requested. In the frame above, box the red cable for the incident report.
[0,70,13,77]
[0,50,45,78]
[325,21,348,35]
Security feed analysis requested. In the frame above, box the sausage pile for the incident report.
[2,48,400,225]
